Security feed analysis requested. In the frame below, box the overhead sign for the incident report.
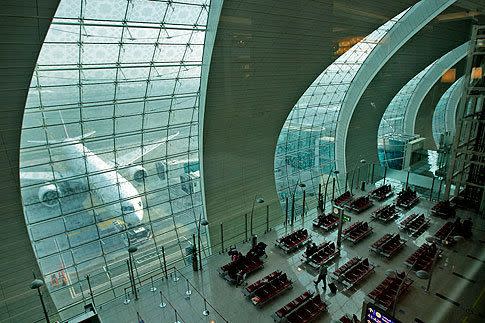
[365,303,401,323]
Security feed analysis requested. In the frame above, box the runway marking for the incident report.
[452,272,476,283]
[466,254,485,263]
[435,293,460,307]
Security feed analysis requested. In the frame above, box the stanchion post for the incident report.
[150,276,156,292]
[173,267,179,282]
[159,290,166,308]
[202,298,210,316]
[123,287,130,305]
[185,279,192,298]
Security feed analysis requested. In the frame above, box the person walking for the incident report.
[314,263,327,290]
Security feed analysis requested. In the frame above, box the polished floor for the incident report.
[97,188,485,323]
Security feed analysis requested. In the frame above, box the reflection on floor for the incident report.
[97,188,485,323]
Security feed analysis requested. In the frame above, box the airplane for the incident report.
[21,129,179,227]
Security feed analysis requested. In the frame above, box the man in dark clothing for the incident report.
[463,218,473,239]
[314,264,328,290]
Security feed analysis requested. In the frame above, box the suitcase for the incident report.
[328,282,337,294]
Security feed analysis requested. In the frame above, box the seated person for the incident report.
[462,218,473,238]
[247,242,266,259]
[232,251,243,262]
[235,270,247,286]
[305,242,317,257]
[454,217,463,236]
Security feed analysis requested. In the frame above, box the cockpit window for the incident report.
[121,205,135,213]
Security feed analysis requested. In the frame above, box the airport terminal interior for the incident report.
[1,0,485,322]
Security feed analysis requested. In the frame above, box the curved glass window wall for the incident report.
[432,77,463,147]
[274,9,407,211]
[19,0,211,313]
[378,43,467,169]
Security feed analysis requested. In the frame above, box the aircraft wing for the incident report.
[115,132,179,167]
[20,171,61,182]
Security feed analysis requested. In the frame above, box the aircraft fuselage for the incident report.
[60,141,144,226]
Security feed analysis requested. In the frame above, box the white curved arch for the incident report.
[335,0,457,173]
[432,76,463,146]
[379,42,468,140]
[405,42,469,133]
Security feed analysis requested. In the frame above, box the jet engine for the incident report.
[38,184,61,207]
[130,166,148,183]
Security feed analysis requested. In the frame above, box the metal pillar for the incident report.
[345,172,348,192]
[162,246,168,279]
[371,163,375,183]
[430,177,436,201]
[192,234,198,272]
[336,206,344,250]
[301,190,306,218]
[290,194,295,226]
[332,177,335,201]
[86,275,95,307]
[444,25,484,214]
[285,197,288,225]
[405,170,410,189]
